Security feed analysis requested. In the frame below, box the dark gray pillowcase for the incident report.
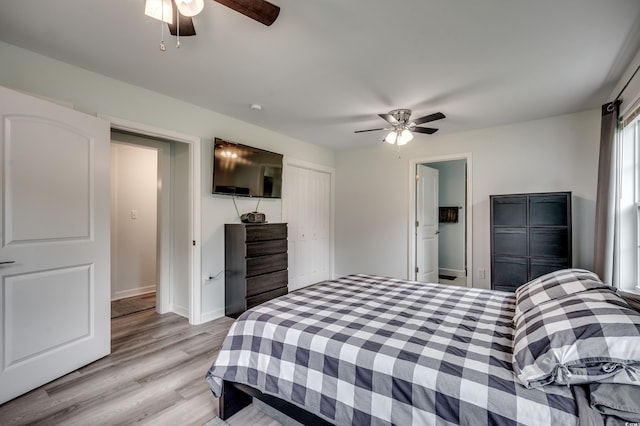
[590,382,640,422]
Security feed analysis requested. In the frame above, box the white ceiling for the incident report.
[1,0,639,150]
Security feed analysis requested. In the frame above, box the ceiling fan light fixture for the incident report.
[145,0,173,24]
[176,0,205,17]
[397,129,414,145]
[384,131,398,144]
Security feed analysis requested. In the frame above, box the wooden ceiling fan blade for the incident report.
[378,113,399,125]
[412,127,439,134]
[413,112,445,125]
[168,1,197,36]
[214,0,280,26]
[354,128,386,133]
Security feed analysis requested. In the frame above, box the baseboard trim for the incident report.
[112,286,156,301]
[439,268,465,278]
[199,308,226,324]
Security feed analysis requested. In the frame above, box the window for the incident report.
[619,110,640,293]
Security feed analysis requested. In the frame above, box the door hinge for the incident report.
[415,266,419,273]
[193,240,196,246]
[416,220,419,227]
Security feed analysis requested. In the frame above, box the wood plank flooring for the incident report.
[0,310,282,426]
[111,292,156,318]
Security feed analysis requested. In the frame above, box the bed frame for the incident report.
[219,380,332,425]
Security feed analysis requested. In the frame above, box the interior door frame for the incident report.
[100,114,202,324]
[408,153,473,287]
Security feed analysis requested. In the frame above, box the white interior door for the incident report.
[416,165,439,282]
[0,86,110,404]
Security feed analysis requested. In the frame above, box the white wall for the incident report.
[335,110,600,288]
[110,143,158,300]
[0,41,336,320]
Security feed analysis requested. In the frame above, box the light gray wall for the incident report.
[335,110,600,288]
[0,41,336,320]
[110,142,158,300]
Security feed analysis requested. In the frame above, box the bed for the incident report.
[206,271,640,425]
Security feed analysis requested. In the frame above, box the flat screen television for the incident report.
[212,138,283,198]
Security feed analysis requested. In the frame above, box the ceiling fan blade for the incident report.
[412,127,439,134]
[413,112,445,125]
[378,113,399,125]
[168,1,197,36]
[354,128,386,133]
[214,0,280,26]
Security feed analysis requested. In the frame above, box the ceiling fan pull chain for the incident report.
[160,23,166,51]
[160,0,166,51]
[176,11,181,48]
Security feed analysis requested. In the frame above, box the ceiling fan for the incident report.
[145,0,280,39]
[355,109,445,145]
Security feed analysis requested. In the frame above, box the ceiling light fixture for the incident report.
[175,0,204,17]
[145,0,203,51]
[356,109,445,147]
[384,127,414,146]
[145,0,173,24]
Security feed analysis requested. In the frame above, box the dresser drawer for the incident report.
[246,286,288,310]
[245,224,287,242]
[492,256,527,286]
[246,239,287,257]
[493,228,527,256]
[246,270,288,297]
[246,253,288,277]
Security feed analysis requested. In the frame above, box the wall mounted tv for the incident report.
[212,138,283,198]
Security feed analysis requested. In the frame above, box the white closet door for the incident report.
[284,164,332,291]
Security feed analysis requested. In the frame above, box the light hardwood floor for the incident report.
[0,310,281,426]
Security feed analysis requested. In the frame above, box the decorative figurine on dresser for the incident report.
[224,223,288,318]
[490,191,572,292]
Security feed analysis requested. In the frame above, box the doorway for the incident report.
[110,135,165,317]
[409,154,472,287]
[103,114,202,324]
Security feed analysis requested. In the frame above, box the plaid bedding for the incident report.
[206,274,578,425]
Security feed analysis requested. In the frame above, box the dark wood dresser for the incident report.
[225,223,288,318]
[490,192,572,292]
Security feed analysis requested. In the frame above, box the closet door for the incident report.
[284,164,332,291]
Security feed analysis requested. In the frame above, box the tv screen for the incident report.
[212,138,283,198]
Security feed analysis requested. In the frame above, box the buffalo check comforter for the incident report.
[206,274,578,425]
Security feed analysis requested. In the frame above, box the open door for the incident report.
[0,86,110,403]
[416,164,439,282]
